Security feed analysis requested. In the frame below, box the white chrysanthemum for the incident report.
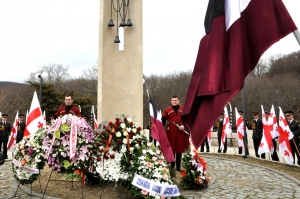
[120,123,126,128]
[116,132,122,137]
[123,131,128,136]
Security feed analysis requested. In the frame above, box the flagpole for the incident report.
[242,87,248,158]
[293,30,300,46]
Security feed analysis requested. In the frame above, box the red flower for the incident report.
[108,121,113,127]
[137,139,142,143]
[107,142,112,147]
[112,147,117,151]
[129,132,134,138]
[102,132,106,136]
[115,118,120,122]
[104,155,109,160]
[114,125,119,130]
[102,140,107,144]
[180,170,187,178]
[116,140,122,145]
[130,122,133,127]
[74,170,81,175]
[137,127,141,131]
[99,149,104,153]
[124,118,127,122]
[97,156,101,161]
[110,132,115,136]
[110,154,115,159]
[103,125,107,129]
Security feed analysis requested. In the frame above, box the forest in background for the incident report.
[1,50,300,127]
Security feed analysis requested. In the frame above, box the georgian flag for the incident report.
[220,106,231,150]
[24,91,44,137]
[278,107,294,164]
[7,111,19,150]
[235,107,246,152]
[207,126,213,147]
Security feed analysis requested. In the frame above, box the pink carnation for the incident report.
[141,190,148,195]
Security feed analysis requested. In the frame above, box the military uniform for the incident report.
[16,114,26,143]
[287,119,300,165]
[214,116,227,153]
[0,114,12,159]
[250,117,265,159]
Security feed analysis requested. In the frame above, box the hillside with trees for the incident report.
[1,51,300,127]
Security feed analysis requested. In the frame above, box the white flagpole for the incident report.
[293,30,300,46]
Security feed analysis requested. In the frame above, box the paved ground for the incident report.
[1,146,299,199]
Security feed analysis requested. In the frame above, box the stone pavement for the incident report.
[1,147,300,199]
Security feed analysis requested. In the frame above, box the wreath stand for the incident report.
[14,175,43,198]
[42,169,84,199]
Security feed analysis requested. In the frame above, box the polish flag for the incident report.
[7,111,19,150]
[235,107,246,152]
[220,106,231,150]
[278,107,294,164]
[24,91,44,137]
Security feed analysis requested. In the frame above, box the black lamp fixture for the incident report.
[108,0,132,43]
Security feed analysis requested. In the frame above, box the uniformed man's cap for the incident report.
[252,112,258,116]
[2,114,8,118]
[284,111,294,116]
[19,114,25,118]
[220,111,224,115]
[264,111,270,114]
[238,111,243,115]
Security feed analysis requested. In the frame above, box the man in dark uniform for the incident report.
[285,111,300,165]
[214,112,226,153]
[250,111,265,159]
[16,113,26,143]
[200,135,209,152]
[55,95,82,118]
[265,111,279,161]
[0,114,12,159]
[162,95,189,171]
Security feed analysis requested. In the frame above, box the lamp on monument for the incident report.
[35,72,48,106]
[108,0,132,44]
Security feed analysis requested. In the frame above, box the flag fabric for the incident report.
[149,96,175,162]
[278,107,294,164]
[182,0,298,149]
[43,110,46,128]
[24,91,44,137]
[7,111,19,150]
[220,106,231,150]
[258,105,274,155]
[235,107,245,152]
[207,127,213,147]
[92,106,98,130]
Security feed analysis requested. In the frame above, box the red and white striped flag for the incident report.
[278,107,294,164]
[235,107,246,152]
[221,106,231,150]
[7,111,19,150]
[24,91,44,137]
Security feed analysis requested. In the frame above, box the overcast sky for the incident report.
[0,0,299,83]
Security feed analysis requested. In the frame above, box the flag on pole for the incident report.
[207,127,213,147]
[7,111,19,150]
[24,91,44,137]
[220,106,231,150]
[92,106,98,130]
[149,96,175,162]
[182,0,298,149]
[235,107,245,152]
[259,105,274,155]
[43,110,46,128]
[278,107,294,164]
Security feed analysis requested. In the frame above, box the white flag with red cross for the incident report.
[220,106,231,150]
[7,111,19,150]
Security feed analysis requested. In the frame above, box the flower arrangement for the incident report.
[42,114,95,173]
[12,129,46,185]
[180,149,211,189]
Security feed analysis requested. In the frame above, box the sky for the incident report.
[0,0,299,83]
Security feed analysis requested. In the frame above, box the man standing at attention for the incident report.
[16,113,26,143]
[215,112,226,153]
[55,95,82,118]
[0,114,11,159]
[285,111,300,165]
[250,112,265,159]
[162,95,189,171]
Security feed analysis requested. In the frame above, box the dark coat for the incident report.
[250,119,263,140]
[16,121,26,143]
[288,120,300,143]
[214,119,224,137]
[0,121,12,142]
[162,106,189,153]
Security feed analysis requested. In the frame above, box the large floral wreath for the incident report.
[180,149,211,189]
[42,114,95,173]
[12,129,46,185]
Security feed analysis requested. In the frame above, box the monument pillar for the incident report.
[98,0,143,125]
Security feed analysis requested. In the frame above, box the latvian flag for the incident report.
[149,96,175,162]
[182,0,297,149]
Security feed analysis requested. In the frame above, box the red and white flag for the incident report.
[24,91,44,137]
[43,110,46,128]
[220,106,231,150]
[235,107,246,152]
[92,105,98,130]
[259,105,279,155]
[149,95,175,162]
[7,111,19,150]
[182,0,298,149]
[207,126,212,147]
[278,107,294,164]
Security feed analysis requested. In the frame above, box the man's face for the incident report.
[218,114,224,119]
[286,114,293,120]
[65,96,73,106]
[171,98,180,106]
[19,117,24,121]
[253,115,259,119]
[2,117,7,121]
